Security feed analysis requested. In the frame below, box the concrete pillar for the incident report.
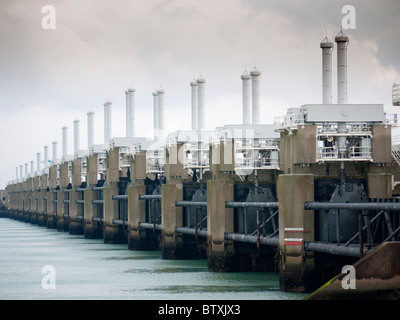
[127,152,148,250]
[26,178,34,224]
[84,153,102,239]
[46,165,58,229]
[33,176,40,223]
[69,158,84,234]
[278,174,315,293]
[36,174,47,225]
[103,147,123,244]
[207,140,236,271]
[161,143,187,259]
[21,180,29,222]
[207,177,234,271]
[56,162,70,232]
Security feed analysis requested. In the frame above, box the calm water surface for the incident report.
[0,218,306,300]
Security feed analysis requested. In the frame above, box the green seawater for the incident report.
[0,218,306,300]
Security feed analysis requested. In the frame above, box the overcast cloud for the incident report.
[0,0,399,187]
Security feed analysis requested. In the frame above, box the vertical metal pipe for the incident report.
[250,68,261,125]
[320,37,334,104]
[241,71,251,125]
[197,77,206,130]
[359,213,364,258]
[126,88,135,138]
[157,89,165,139]
[52,141,57,163]
[73,119,80,156]
[153,91,159,140]
[44,145,49,169]
[37,152,41,172]
[190,80,198,130]
[335,30,349,104]
[104,101,112,145]
[62,126,68,161]
[87,112,94,150]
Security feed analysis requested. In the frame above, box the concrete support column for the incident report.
[33,177,40,223]
[26,178,34,224]
[57,162,69,232]
[103,147,123,244]
[161,143,187,259]
[69,158,83,234]
[84,153,102,239]
[18,183,24,220]
[21,180,29,222]
[36,174,47,225]
[207,140,235,271]
[278,174,315,293]
[161,180,184,259]
[127,152,148,250]
[207,177,234,271]
[46,165,58,229]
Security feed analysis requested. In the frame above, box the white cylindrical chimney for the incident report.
[62,126,68,161]
[157,89,165,139]
[250,68,261,125]
[197,77,206,130]
[52,141,57,163]
[104,101,112,145]
[241,71,251,125]
[153,91,159,140]
[190,80,198,130]
[335,30,349,104]
[87,112,94,150]
[73,119,80,155]
[20,165,23,179]
[320,37,334,104]
[30,161,34,174]
[44,145,49,169]
[37,153,41,171]
[24,163,28,177]
[125,88,135,138]
[16,167,19,180]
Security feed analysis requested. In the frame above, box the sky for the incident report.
[0,0,399,188]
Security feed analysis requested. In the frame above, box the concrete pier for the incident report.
[46,165,58,229]
[207,140,236,271]
[278,174,315,293]
[103,147,125,244]
[69,158,84,235]
[161,143,186,259]
[127,152,148,250]
[56,162,69,232]
[84,153,103,239]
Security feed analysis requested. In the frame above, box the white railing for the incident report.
[274,109,304,131]
[119,156,130,168]
[146,150,164,174]
[391,135,400,166]
[349,146,372,158]
[385,113,398,126]
[317,146,372,161]
[183,142,210,170]
[98,153,107,174]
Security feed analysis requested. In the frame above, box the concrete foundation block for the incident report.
[278,174,315,292]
